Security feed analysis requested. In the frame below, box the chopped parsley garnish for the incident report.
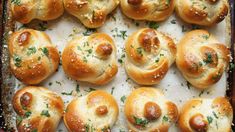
[84,88,96,92]
[155,58,160,63]
[202,34,209,40]
[148,21,159,29]
[41,110,50,117]
[76,84,80,93]
[162,115,169,122]
[230,62,234,70]
[32,129,38,132]
[212,111,219,119]
[61,91,73,95]
[118,59,123,64]
[136,47,143,56]
[41,47,49,56]
[13,55,22,67]
[170,19,176,24]
[24,111,32,118]
[11,0,21,5]
[207,116,213,124]
[133,116,149,127]
[16,116,23,126]
[119,31,128,40]
[27,47,37,56]
[203,53,213,64]
[83,28,97,36]
[86,49,93,54]
[120,96,126,103]
[111,87,115,95]
[83,56,88,63]
[77,46,82,51]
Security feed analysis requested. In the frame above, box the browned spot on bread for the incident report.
[144,102,161,121]
[189,114,208,132]
[20,92,32,108]
[96,105,108,116]
[18,31,31,46]
[128,0,142,5]
[138,29,159,52]
[96,43,113,59]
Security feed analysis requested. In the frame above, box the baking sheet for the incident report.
[0,1,233,131]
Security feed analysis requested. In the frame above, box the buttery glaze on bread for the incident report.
[179,97,233,132]
[120,0,175,21]
[176,30,230,89]
[8,29,60,85]
[175,0,228,26]
[64,90,119,132]
[11,0,64,24]
[12,86,64,132]
[63,0,119,28]
[124,87,178,131]
[62,33,118,85]
[125,28,176,85]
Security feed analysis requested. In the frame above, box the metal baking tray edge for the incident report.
[0,0,234,131]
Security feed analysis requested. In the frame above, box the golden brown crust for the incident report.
[175,0,228,26]
[12,86,64,132]
[8,29,60,85]
[124,87,178,131]
[63,0,119,28]
[64,90,119,132]
[62,33,118,85]
[11,0,64,24]
[120,0,175,21]
[125,28,176,85]
[176,30,230,89]
[178,97,233,132]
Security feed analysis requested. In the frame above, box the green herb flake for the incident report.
[136,47,143,56]
[111,87,115,95]
[203,53,213,64]
[41,110,50,117]
[16,116,23,126]
[27,46,37,56]
[41,47,49,56]
[148,22,159,29]
[207,116,213,124]
[76,84,80,93]
[133,116,149,127]
[120,96,126,103]
[202,34,209,40]
[11,0,21,5]
[213,111,219,119]
[61,91,73,96]
[162,115,169,122]
[13,55,22,67]
[24,111,32,118]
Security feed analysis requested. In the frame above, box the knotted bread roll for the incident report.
[11,0,64,24]
[178,97,233,132]
[62,33,118,85]
[125,28,176,85]
[12,86,64,132]
[64,90,119,132]
[8,29,60,85]
[176,30,230,89]
[120,0,175,21]
[124,87,178,131]
[63,0,119,28]
[175,0,228,26]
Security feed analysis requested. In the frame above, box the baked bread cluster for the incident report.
[125,28,176,85]
[124,87,178,131]
[179,97,233,132]
[11,0,64,24]
[12,86,64,132]
[62,33,118,85]
[175,0,229,26]
[120,0,175,21]
[64,90,119,132]
[63,0,119,28]
[176,30,230,89]
[8,29,60,85]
